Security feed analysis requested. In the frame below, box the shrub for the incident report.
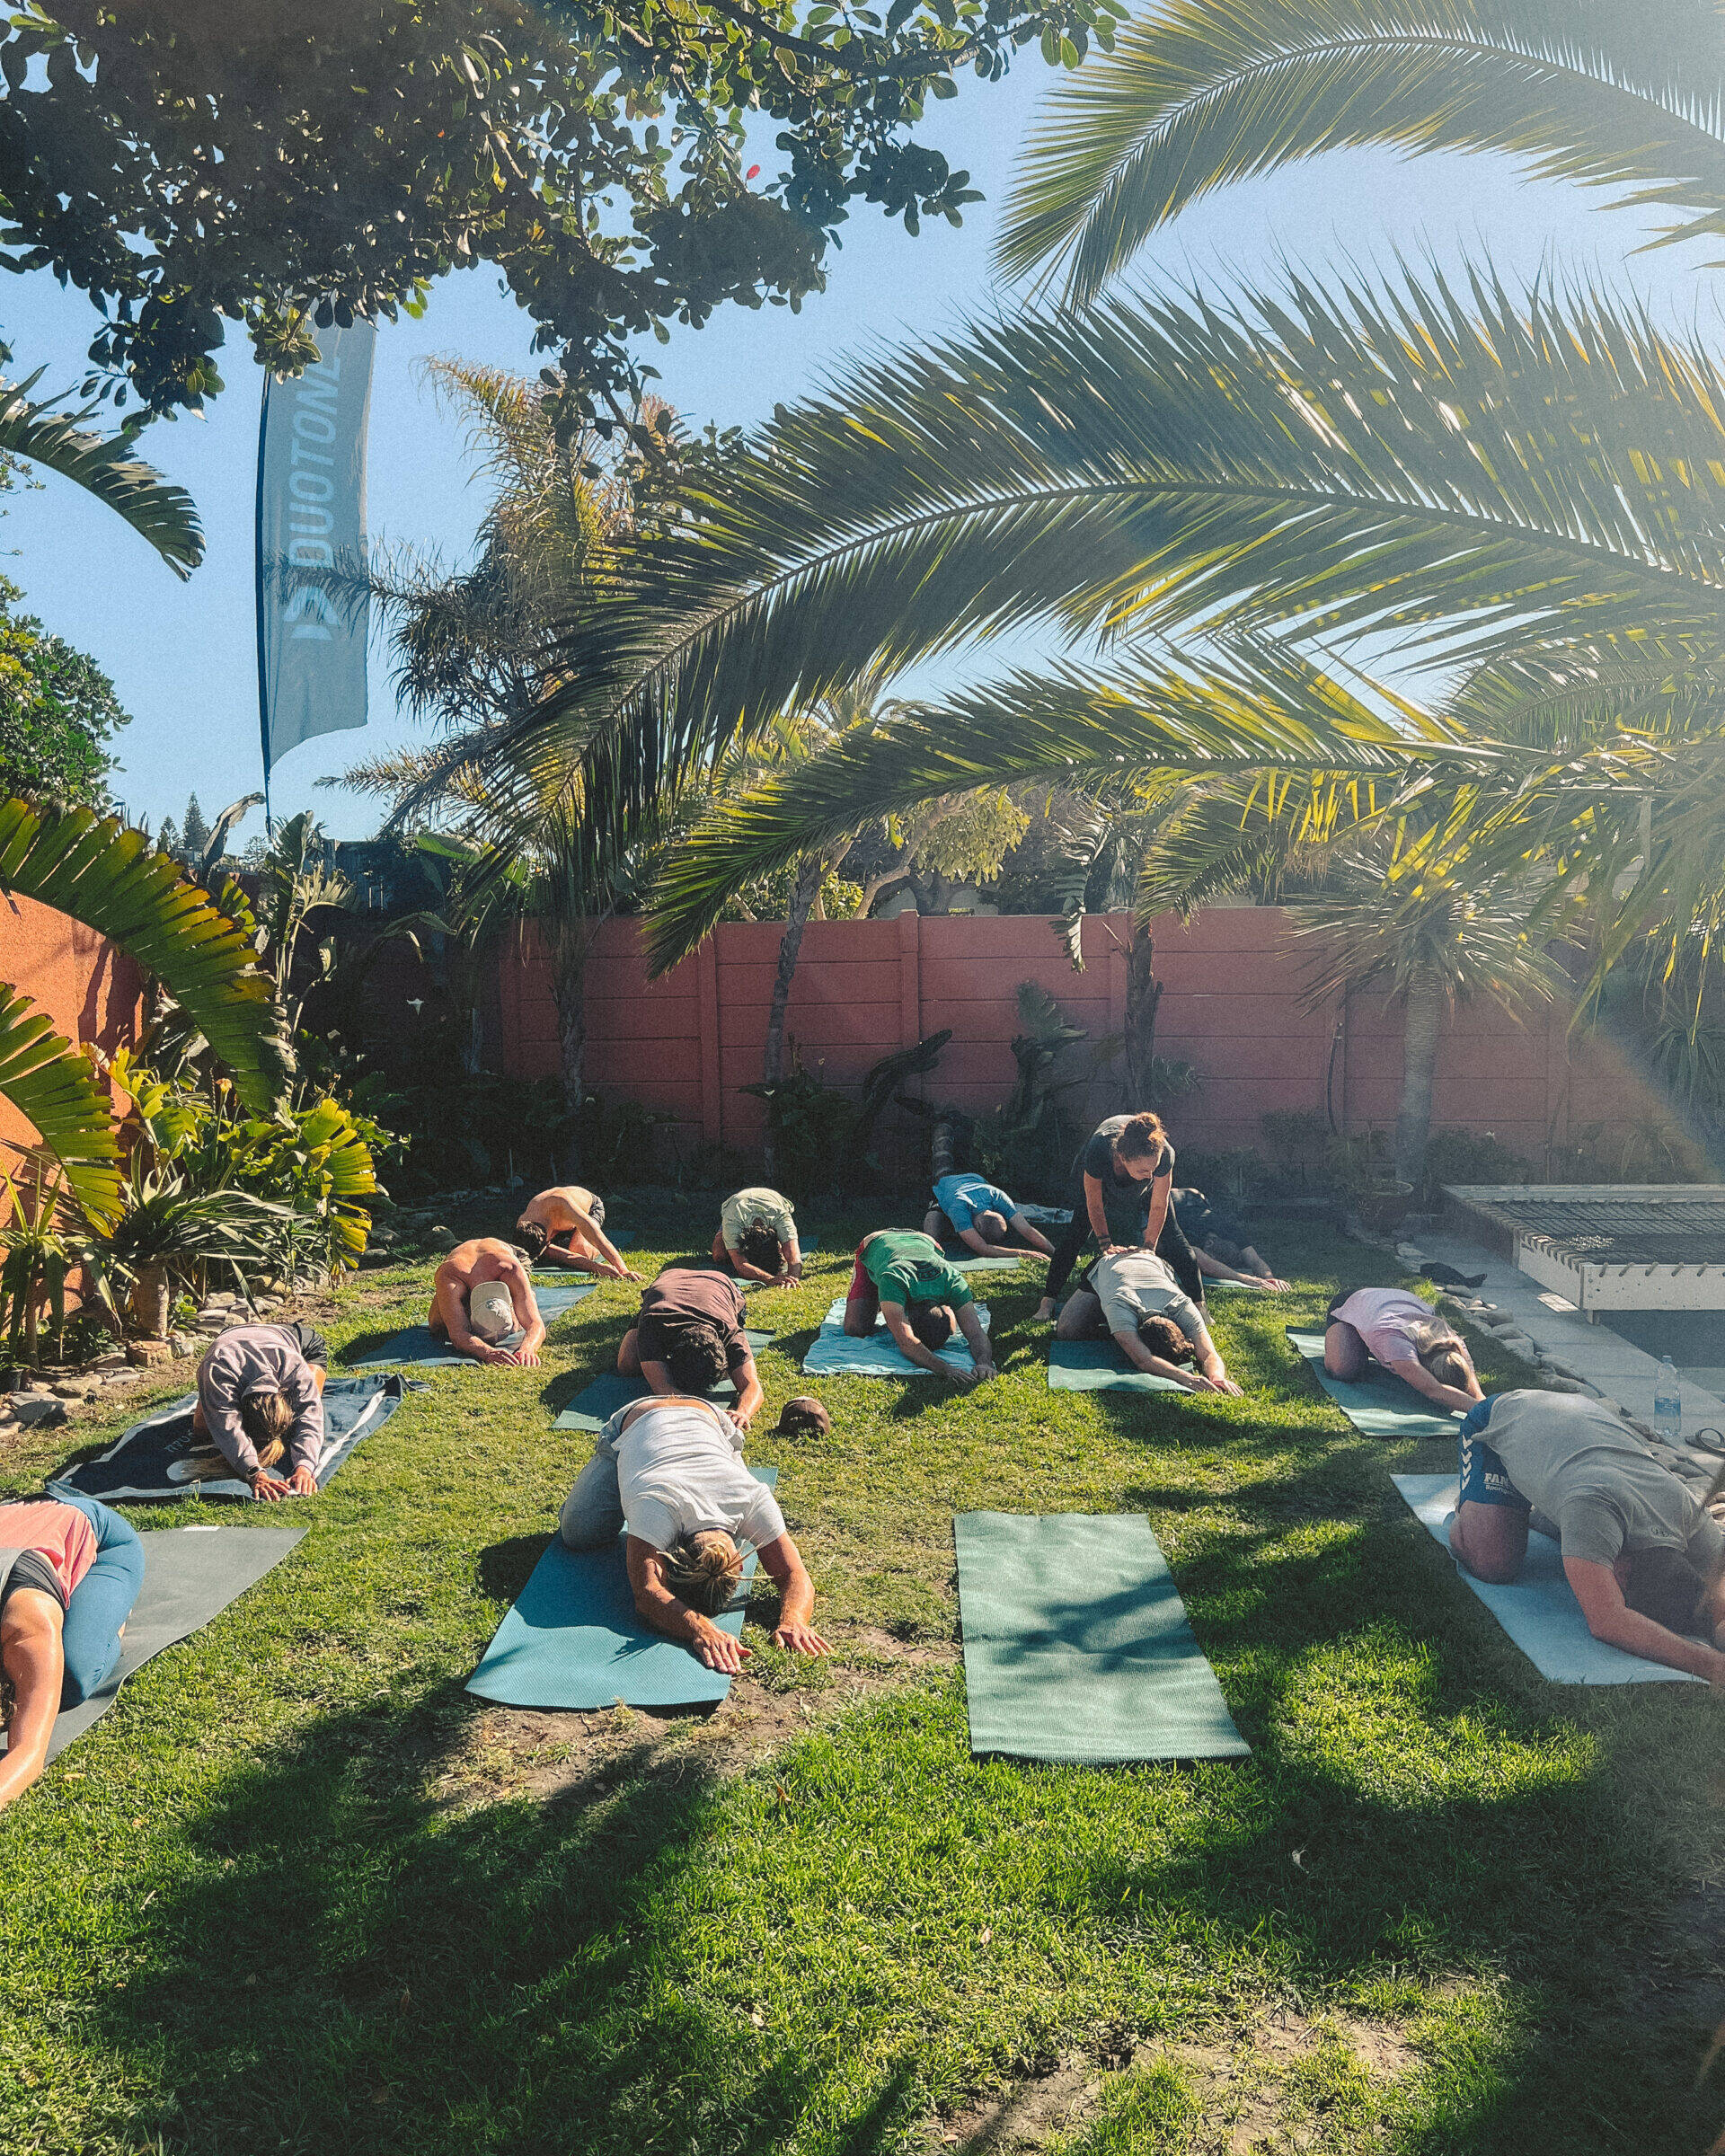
[1420,1127,1532,1205]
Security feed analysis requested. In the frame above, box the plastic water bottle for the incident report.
[1653,1356,1682,1445]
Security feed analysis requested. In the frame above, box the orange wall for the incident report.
[499,908,1685,1178]
[0,893,145,1161]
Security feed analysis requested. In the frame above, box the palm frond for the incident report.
[640,641,1499,972]
[0,800,292,1113]
[452,261,1725,893]
[0,985,123,1226]
[1000,0,1725,304]
[0,372,203,576]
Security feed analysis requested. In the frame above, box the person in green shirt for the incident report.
[844,1230,995,1384]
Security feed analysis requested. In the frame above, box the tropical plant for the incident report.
[0,800,291,1228]
[0,349,202,573]
[0,577,132,808]
[1289,844,1565,1182]
[998,1,1725,306]
[0,1162,78,1365]
[741,1030,951,1197]
[86,1161,293,1340]
[0,0,1119,420]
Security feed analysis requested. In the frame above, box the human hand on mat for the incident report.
[248,1468,293,1501]
[495,1343,542,1367]
[772,1621,830,1657]
[1186,1372,1242,1397]
[692,1617,751,1673]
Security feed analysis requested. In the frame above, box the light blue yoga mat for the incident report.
[1048,1339,1189,1393]
[1393,1474,1703,1685]
[553,1332,774,1431]
[803,1297,990,1378]
[1287,1328,1458,1438]
[956,1512,1251,1762]
[349,1282,594,1368]
[465,1469,779,1710]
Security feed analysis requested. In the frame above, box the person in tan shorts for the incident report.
[516,1185,639,1282]
[429,1237,546,1366]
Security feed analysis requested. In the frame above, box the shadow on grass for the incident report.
[475,1531,551,1604]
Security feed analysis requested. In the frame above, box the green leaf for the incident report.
[0,370,203,576]
[0,985,122,1225]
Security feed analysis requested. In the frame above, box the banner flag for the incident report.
[254,319,377,812]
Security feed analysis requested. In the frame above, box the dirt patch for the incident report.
[920,2007,1423,2155]
[434,1628,956,1809]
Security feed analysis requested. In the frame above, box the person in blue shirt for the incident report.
[923,1172,1057,1262]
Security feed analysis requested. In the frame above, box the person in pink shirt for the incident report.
[0,1491,144,1808]
[1324,1286,1482,1415]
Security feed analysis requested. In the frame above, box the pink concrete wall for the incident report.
[498,908,1685,1180]
[0,893,144,1166]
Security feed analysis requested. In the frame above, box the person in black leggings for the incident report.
[1035,1110,1204,1321]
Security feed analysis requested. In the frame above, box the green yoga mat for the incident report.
[1287,1329,1459,1437]
[553,1331,774,1431]
[465,1469,778,1710]
[955,1512,1250,1763]
[1048,1339,1190,1393]
[938,1247,1030,1272]
[348,1282,593,1369]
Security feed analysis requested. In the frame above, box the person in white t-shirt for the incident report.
[558,1394,827,1672]
[712,1187,803,1286]
[1056,1249,1241,1393]
[1324,1287,1482,1414]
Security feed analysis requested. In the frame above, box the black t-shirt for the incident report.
[1079,1115,1174,1193]
[1172,1188,1243,1250]
[635,1268,751,1378]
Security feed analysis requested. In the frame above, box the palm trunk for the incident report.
[129,1262,172,1340]
[1123,919,1163,1110]
[551,919,588,1121]
[1393,967,1445,1187]
[762,855,825,1180]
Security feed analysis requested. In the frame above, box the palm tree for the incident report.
[997,1,1725,306]
[0,799,292,1224]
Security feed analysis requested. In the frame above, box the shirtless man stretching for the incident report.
[516,1185,640,1283]
[429,1237,546,1366]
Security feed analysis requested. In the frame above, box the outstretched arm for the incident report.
[498,1258,545,1365]
[1384,1356,1479,1416]
[756,1533,829,1656]
[730,1354,764,1430]
[1110,1327,1205,1390]
[722,1239,782,1286]
[1008,1212,1055,1258]
[880,1302,968,1383]
[1188,1321,1242,1396]
[1084,1171,1114,1249]
[956,1302,995,1379]
[625,1539,751,1673]
[1565,1558,1725,1681]
[0,1599,64,1810]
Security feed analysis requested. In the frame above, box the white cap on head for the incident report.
[468,1278,518,1343]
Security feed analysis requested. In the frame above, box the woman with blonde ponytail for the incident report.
[558,1393,828,1671]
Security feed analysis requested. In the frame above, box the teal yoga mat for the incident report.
[349,1282,594,1368]
[1287,1328,1458,1437]
[803,1297,990,1378]
[1048,1339,1190,1393]
[553,1331,774,1432]
[955,1512,1250,1762]
[465,1468,778,1710]
[1393,1473,1703,1684]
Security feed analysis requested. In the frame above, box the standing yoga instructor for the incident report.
[1036,1111,1204,1322]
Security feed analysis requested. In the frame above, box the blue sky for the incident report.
[1,53,1719,842]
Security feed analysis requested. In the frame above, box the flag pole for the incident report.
[253,366,275,840]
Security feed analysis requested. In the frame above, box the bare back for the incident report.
[519,1186,599,1235]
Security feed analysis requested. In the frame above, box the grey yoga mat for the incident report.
[349,1281,594,1367]
[553,1332,774,1432]
[465,1468,778,1710]
[1287,1329,1459,1438]
[955,1512,1251,1763]
[1393,1474,1703,1685]
[13,1524,308,1762]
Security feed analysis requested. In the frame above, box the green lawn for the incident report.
[2,1205,1721,2156]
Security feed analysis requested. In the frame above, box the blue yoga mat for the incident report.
[956,1512,1250,1762]
[349,1282,594,1368]
[465,1468,779,1710]
[553,1331,774,1432]
[1287,1328,1458,1437]
[1048,1339,1189,1394]
[1393,1473,1703,1684]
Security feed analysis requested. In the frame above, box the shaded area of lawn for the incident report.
[1,1209,1721,2155]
